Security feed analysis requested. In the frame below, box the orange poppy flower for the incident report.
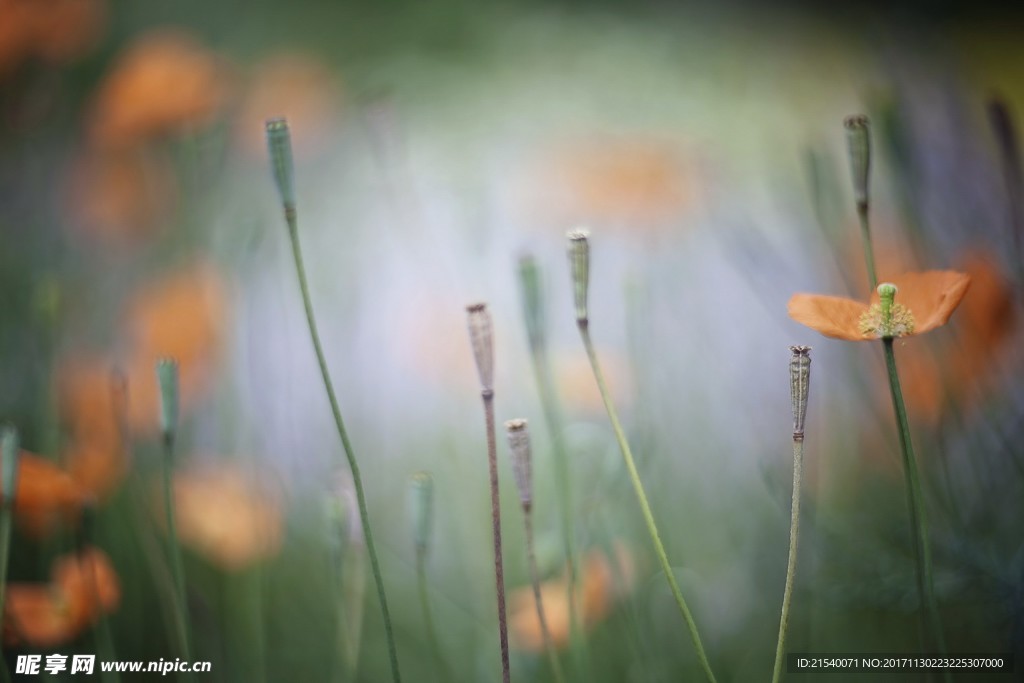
[162,461,283,572]
[533,138,697,230]
[508,541,635,651]
[4,547,120,647]
[0,0,39,76]
[0,0,104,77]
[64,146,176,243]
[1,454,86,524]
[56,261,227,501]
[60,260,226,433]
[30,0,106,65]
[87,29,227,148]
[787,271,971,341]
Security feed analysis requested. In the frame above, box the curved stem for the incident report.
[285,210,402,683]
[482,394,512,683]
[578,323,717,683]
[525,510,566,683]
[882,339,950,679]
[771,439,803,683]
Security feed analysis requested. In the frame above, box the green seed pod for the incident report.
[466,303,494,392]
[567,229,590,325]
[1,424,20,507]
[788,347,811,440]
[266,117,297,210]
[156,358,179,438]
[877,283,898,326]
[517,254,545,353]
[504,419,532,509]
[844,115,871,210]
[409,471,434,555]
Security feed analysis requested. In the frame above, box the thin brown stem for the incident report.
[484,393,511,683]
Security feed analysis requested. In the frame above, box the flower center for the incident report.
[858,302,915,338]
[858,283,915,338]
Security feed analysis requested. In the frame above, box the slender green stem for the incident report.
[416,549,448,679]
[525,509,567,683]
[857,204,878,291]
[882,339,950,676]
[90,576,122,683]
[482,393,512,683]
[525,344,582,648]
[162,436,196,682]
[771,439,804,683]
[0,499,12,683]
[578,323,717,683]
[284,209,402,683]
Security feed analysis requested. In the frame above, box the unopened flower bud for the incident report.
[567,229,591,325]
[844,115,871,210]
[266,117,296,210]
[466,303,494,393]
[1,424,19,507]
[504,419,532,509]
[409,471,434,555]
[789,347,811,440]
[156,358,179,439]
[517,254,545,352]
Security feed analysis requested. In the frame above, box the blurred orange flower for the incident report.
[233,52,341,156]
[57,261,227,500]
[1,451,87,534]
[64,147,176,243]
[31,0,106,64]
[164,462,283,572]
[87,29,227,148]
[788,271,971,341]
[555,348,632,415]
[886,253,1016,422]
[0,0,105,77]
[509,542,635,651]
[532,138,697,230]
[4,547,120,647]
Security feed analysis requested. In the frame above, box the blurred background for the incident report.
[2,0,1024,680]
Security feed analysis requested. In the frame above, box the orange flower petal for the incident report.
[957,253,1014,349]
[508,542,634,652]
[53,547,121,615]
[874,271,971,335]
[4,548,119,647]
[166,462,282,571]
[3,585,76,647]
[88,29,227,147]
[119,261,227,431]
[31,0,106,64]
[7,452,85,512]
[787,293,870,341]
